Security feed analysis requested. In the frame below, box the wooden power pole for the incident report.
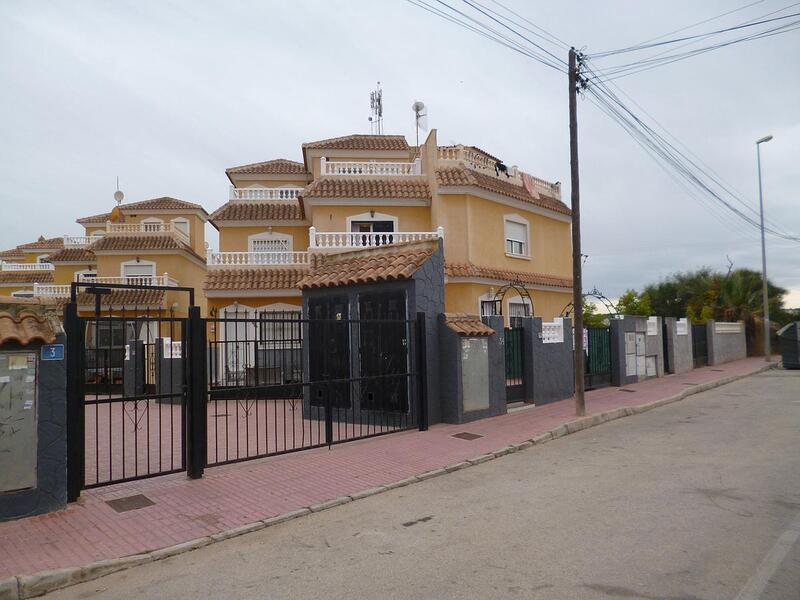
[568,47,586,417]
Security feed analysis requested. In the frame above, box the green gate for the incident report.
[584,326,611,390]
[504,326,525,402]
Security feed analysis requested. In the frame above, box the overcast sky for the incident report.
[1,0,798,305]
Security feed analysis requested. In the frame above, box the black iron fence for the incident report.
[584,326,612,390]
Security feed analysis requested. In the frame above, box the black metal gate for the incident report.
[692,323,708,368]
[504,326,525,402]
[205,303,426,468]
[584,326,612,390]
[65,282,195,495]
[662,319,671,373]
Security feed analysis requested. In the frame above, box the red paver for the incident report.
[0,358,768,579]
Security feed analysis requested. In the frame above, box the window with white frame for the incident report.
[74,269,96,282]
[504,215,529,257]
[37,254,49,263]
[248,231,292,253]
[121,260,156,283]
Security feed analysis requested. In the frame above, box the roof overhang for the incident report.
[204,289,302,298]
[444,276,572,293]
[437,186,572,223]
[301,197,429,208]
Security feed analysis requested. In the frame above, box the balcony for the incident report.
[320,157,421,177]
[207,251,309,267]
[32,273,179,298]
[1,262,55,271]
[106,221,190,246]
[438,144,561,200]
[229,187,303,201]
[309,227,443,250]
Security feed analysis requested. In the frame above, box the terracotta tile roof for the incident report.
[0,271,54,284]
[445,262,572,289]
[76,211,112,225]
[16,236,65,251]
[45,248,96,263]
[0,309,58,345]
[209,201,306,222]
[302,177,431,200]
[226,159,306,175]
[303,134,410,151]
[444,313,496,336]
[0,248,24,261]
[90,234,187,253]
[436,167,571,216]
[120,196,207,214]
[204,267,308,291]
[299,240,436,289]
[75,289,165,308]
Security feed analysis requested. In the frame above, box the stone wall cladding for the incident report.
[0,334,67,522]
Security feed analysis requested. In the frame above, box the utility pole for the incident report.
[568,47,585,417]
[756,134,773,361]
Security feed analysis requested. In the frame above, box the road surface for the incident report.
[53,369,800,600]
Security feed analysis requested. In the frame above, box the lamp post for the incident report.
[756,134,773,361]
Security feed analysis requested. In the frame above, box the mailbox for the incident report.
[0,352,38,493]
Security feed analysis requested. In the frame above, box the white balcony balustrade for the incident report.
[32,284,71,298]
[207,251,309,267]
[76,273,179,287]
[319,157,421,177]
[229,187,303,201]
[62,236,95,247]
[437,144,561,200]
[105,221,190,246]
[1,262,55,271]
[308,227,443,250]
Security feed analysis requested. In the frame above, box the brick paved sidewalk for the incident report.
[0,358,769,579]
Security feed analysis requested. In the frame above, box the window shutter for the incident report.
[505,220,527,242]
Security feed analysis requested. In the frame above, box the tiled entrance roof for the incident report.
[226,159,306,175]
[302,177,431,200]
[445,262,572,289]
[443,313,495,336]
[45,248,96,263]
[0,306,58,345]
[75,289,165,309]
[303,134,410,151]
[0,271,54,284]
[436,167,571,216]
[204,267,308,291]
[210,200,306,222]
[299,240,436,289]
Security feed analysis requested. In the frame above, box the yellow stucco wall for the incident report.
[219,226,310,253]
[309,206,431,233]
[119,213,207,256]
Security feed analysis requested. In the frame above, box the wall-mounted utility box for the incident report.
[0,352,38,493]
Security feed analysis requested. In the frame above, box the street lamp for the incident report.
[756,134,773,361]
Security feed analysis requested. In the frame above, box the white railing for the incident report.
[32,284,71,298]
[647,316,658,336]
[1,262,55,271]
[309,226,444,249]
[437,144,562,200]
[541,318,564,344]
[76,273,179,287]
[62,236,94,247]
[715,321,743,334]
[229,187,303,201]
[105,221,190,246]
[320,157,421,177]
[207,251,309,267]
[676,318,689,336]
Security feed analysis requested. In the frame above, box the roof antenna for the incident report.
[369,82,383,135]
[412,100,427,157]
[114,176,124,205]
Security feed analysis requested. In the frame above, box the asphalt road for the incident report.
[53,370,800,600]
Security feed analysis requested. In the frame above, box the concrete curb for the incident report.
[1,362,774,599]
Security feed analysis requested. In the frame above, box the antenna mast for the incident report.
[369,82,383,135]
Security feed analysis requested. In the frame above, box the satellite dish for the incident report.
[114,190,124,204]
[412,100,428,132]
[412,100,425,113]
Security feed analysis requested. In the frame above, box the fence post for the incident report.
[187,306,207,479]
[64,301,84,502]
[416,312,429,431]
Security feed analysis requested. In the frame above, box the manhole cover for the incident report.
[451,432,483,441]
[106,494,155,513]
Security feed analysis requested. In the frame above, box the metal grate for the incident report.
[451,432,483,441]
[106,494,155,513]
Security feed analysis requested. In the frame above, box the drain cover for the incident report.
[451,432,483,441]
[711,369,724,372]
[106,494,155,513]
[619,388,636,393]
[681,382,699,386]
